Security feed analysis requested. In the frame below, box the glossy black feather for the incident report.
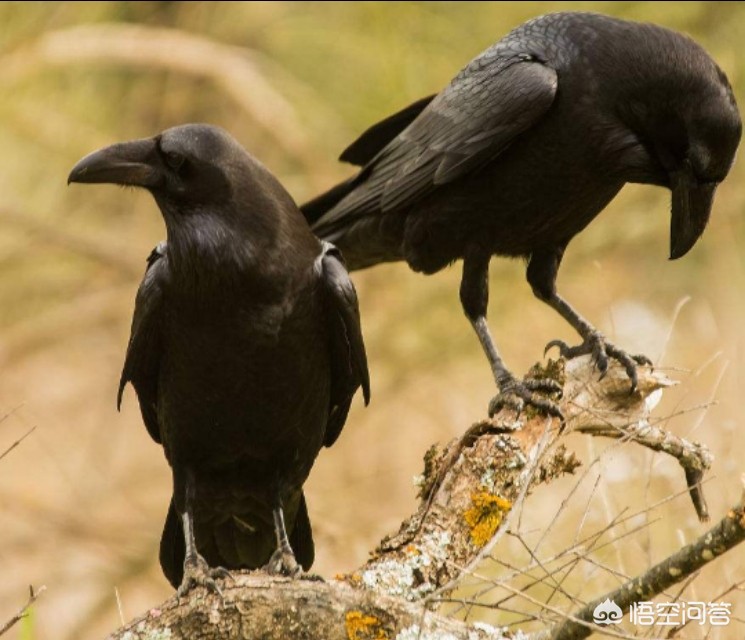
[339,94,436,166]
[72,124,369,588]
[118,242,167,444]
[319,242,370,446]
[302,12,740,273]
[299,11,740,417]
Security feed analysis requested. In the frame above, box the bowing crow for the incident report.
[69,124,369,593]
[302,11,741,417]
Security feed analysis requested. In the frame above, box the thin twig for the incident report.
[540,482,745,640]
[0,585,46,636]
[0,426,36,463]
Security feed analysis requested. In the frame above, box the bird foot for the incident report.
[263,547,303,578]
[176,553,232,600]
[489,376,563,421]
[545,333,652,393]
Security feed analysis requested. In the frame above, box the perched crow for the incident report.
[69,124,370,593]
[302,12,741,417]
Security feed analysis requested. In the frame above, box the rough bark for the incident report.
[106,356,735,640]
[106,574,510,640]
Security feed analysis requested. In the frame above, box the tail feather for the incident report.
[159,498,184,589]
[158,492,315,589]
[301,174,364,227]
[289,492,314,570]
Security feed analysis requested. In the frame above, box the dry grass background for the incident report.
[0,2,743,638]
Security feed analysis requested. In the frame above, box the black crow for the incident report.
[302,11,741,417]
[69,124,370,593]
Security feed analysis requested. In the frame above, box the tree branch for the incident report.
[540,481,745,640]
[105,356,738,640]
[0,585,45,637]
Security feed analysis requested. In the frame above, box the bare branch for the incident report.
[566,358,712,521]
[0,585,45,637]
[539,483,745,640]
[574,419,713,521]
[344,356,674,603]
[105,575,508,640]
[99,357,741,640]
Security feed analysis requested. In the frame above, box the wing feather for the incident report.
[118,242,168,444]
[314,57,557,235]
[318,242,370,447]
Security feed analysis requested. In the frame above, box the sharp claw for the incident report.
[633,354,653,366]
[627,371,639,394]
[544,339,568,357]
[176,555,230,600]
[209,581,225,599]
[212,567,235,583]
[178,576,224,600]
[548,404,565,421]
[553,331,653,393]
[489,376,562,422]
[593,355,608,375]
[514,398,524,420]
[264,548,302,577]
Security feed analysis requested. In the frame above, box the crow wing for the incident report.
[339,94,436,166]
[318,242,370,447]
[314,56,558,234]
[118,242,168,444]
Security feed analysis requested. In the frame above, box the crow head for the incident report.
[69,124,313,274]
[617,60,741,260]
[666,91,741,259]
[67,124,250,208]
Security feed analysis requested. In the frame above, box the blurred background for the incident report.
[0,2,743,638]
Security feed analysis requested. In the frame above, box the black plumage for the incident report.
[302,11,741,416]
[69,124,369,592]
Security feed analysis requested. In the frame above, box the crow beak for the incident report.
[68,138,162,188]
[669,166,716,260]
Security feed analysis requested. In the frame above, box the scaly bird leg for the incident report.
[174,468,231,598]
[263,490,302,577]
[460,252,562,420]
[527,247,652,393]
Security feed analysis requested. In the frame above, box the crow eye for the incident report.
[164,151,185,171]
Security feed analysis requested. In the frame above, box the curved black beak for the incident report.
[68,138,161,188]
[669,167,717,260]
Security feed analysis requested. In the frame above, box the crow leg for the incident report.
[460,252,562,419]
[527,246,652,392]
[173,468,231,598]
[263,488,302,577]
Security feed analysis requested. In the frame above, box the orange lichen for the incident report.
[339,572,363,587]
[464,491,512,547]
[345,611,388,640]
